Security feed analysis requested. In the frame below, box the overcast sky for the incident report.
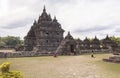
[0,0,120,40]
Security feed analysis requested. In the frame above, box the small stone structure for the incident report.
[82,37,91,49]
[103,46,120,63]
[103,54,120,63]
[102,35,118,49]
[56,32,77,55]
[91,36,101,50]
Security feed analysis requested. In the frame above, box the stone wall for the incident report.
[0,48,114,58]
[79,49,112,54]
[0,51,54,58]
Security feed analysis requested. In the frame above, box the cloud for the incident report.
[74,26,110,33]
[0,18,33,29]
[115,27,120,32]
[0,0,120,39]
[74,24,119,33]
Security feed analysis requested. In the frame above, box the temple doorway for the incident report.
[70,45,74,52]
[70,45,76,55]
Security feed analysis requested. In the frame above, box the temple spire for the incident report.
[107,34,109,38]
[95,36,97,39]
[33,20,37,25]
[48,14,52,21]
[43,5,46,12]
[106,34,109,39]
[65,31,73,39]
[53,16,57,22]
[38,5,49,22]
[68,31,70,35]
[85,37,88,39]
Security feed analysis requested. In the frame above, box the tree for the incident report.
[0,41,6,46]
[110,36,120,46]
[0,36,23,47]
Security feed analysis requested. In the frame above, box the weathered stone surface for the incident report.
[102,35,117,49]
[103,54,120,63]
[82,37,91,49]
[91,36,101,49]
[24,6,64,53]
[56,32,77,55]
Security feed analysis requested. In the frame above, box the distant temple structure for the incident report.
[91,36,101,50]
[102,35,118,49]
[24,6,119,55]
[82,37,91,50]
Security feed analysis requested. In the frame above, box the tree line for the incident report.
[0,36,24,47]
[0,36,120,47]
[110,36,120,46]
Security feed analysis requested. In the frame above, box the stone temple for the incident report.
[56,32,77,55]
[24,6,64,53]
[24,6,119,55]
[0,6,120,58]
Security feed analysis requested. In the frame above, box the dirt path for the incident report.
[1,55,103,78]
[17,56,101,78]
[1,54,119,78]
[54,56,100,78]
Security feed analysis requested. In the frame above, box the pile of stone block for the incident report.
[103,55,120,63]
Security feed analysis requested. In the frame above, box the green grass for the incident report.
[91,54,120,78]
[0,54,120,78]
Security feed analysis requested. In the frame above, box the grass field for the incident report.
[0,53,120,78]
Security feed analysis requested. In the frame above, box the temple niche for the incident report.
[24,6,64,53]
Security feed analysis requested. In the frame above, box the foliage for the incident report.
[0,36,23,47]
[93,54,120,78]
[0,42,6,47]
[110,36,120,46]
[0,62,10,73]
[0,62,24,78]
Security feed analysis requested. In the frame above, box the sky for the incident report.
[0,0,120,40]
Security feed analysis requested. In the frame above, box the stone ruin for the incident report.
[24,6,64,54]
[56,32,77,55]
[103,54,120,63]
[103,46,120,63]
[24,6,119,55]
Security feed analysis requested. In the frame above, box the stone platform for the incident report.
[103,54,120,63]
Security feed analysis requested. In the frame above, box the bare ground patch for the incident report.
[0,54,119,78]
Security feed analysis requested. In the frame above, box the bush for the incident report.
[0,62,24,78]
[0,62,10,73]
